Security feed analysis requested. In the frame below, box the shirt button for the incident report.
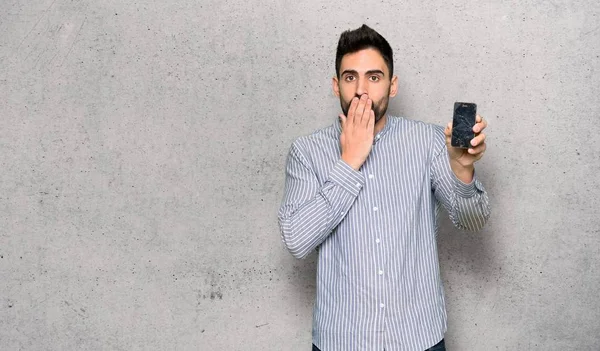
[373,206,378,211]
[375,238,381,244]
[380,303,385,308]
[378,270,384,275]
[355,183,361,187]
[368,174,374,179]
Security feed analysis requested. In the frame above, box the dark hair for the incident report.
[335,24,394,79]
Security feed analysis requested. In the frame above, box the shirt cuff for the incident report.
[329,159,365,197]
[453,170,485,198]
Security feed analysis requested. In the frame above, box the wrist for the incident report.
[341,154,363,171]
[450,160,474,183]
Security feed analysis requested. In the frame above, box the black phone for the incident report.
[451,102,477,148]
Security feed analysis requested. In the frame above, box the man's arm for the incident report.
[278,143,364,259]
[278,94,375,259]
[431,115,491,231]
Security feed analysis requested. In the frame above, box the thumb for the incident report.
[445,122,453,146]
[339,114,347,129]
[444,121,452,137]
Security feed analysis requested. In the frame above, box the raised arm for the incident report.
[278,95,375,258]
[278,143,364,259]
[431,115,491,231]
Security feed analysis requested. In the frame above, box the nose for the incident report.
[356,77,367,97]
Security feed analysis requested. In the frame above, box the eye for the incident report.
[369,75,380,82]
[344,75,355,82]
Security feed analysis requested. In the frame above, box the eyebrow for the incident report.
[341,69,385,77]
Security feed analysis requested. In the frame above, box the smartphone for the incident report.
[451,102,477,149]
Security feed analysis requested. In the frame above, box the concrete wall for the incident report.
[1,0,598,349]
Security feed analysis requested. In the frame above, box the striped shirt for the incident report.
[278,116,491,351]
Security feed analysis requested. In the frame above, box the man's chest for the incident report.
[310,137,432,193]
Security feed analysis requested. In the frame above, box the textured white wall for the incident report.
[1,0,599,349]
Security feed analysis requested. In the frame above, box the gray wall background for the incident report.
[1,0,599,349]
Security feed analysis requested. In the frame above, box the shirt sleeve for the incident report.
[430,126,491,231]
[278,141,365,259]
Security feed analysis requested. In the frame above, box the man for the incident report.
[278,24,490,351]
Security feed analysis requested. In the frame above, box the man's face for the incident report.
[333,48,398,122]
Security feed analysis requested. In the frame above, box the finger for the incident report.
[468,150,485,162]
[473,115,487,133]
[347,97,359,125]
[339,114,347,130]
[364,98,373,126]
[355,94,368,125]
[468,142,487,155]
[367,109,375,132]
[470,133,486,147]
[473,149,486,161]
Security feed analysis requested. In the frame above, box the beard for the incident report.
[340,94,390,123]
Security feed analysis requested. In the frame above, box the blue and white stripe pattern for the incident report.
[278,116,490,351]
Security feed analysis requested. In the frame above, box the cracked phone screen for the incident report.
[451,102,477,149]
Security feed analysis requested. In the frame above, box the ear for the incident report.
[332,76,340,97]
[389,75,399,97]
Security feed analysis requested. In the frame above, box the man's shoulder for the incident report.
[389,116,445,140]
[290,122,338,152]
[390,116,443,132]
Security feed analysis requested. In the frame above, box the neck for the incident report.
[374,114,388,135]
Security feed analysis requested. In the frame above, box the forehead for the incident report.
[339,48,388,75]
